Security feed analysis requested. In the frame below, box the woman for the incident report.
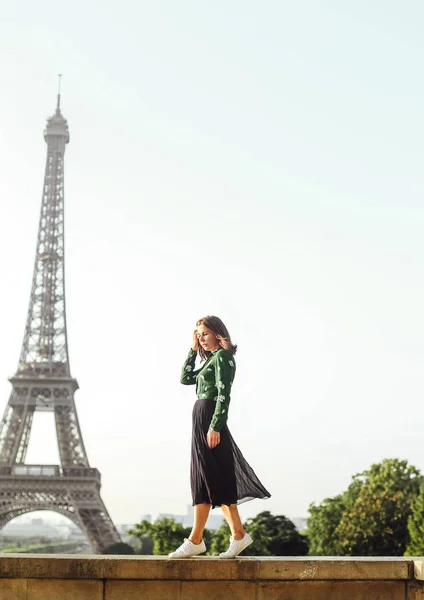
[169,315,270,558]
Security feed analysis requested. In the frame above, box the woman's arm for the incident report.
[209,351,235,431]
[181,330,201,385]
[180,348,201,385]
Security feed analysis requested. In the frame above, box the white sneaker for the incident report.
[219,532,253,558]
[168,538,206,558]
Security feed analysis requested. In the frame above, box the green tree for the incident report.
[307,494,346,556]
[405,483,424,555]
[336,459,422,556]
[128,518,192,555]
[208,521,232,555]
[243,511,308,556]
[102,542,135,555]
[307,458,422,557]
[138,535,155,555]
[202,527,214,555]
[307,476,363,556]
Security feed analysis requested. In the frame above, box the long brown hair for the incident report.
[196,315,237,360]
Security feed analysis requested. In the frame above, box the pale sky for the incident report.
[0,0,423,528]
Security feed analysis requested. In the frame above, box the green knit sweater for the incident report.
[180,347,236,432]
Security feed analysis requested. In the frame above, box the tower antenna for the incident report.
[57,74,62,111]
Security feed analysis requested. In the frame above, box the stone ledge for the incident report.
[0,555,417,581]
[413,561,424,580]
[1,558,424,600]
[0,579,419,600]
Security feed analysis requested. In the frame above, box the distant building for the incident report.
[157,513,185,525]
[67,526,87,540]
[1,520,64,539]
[178,505,224,530]
[117,524,133,535]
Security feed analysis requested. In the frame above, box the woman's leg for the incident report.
[221,504,246,540]
[189,503,212,544]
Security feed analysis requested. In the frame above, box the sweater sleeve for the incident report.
[180,349,200,385]
[209,351,235,432]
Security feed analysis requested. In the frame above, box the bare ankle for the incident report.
[233,529,245,541]
[189,536,202,545]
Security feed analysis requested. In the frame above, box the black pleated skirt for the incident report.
[190,399,271,509]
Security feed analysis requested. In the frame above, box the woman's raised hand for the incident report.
[192,329,199,352]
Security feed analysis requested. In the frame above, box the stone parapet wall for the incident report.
[0,555,424,599]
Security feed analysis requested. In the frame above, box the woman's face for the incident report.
[197,324,220,352]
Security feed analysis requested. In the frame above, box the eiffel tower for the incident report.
[0,85,121,553]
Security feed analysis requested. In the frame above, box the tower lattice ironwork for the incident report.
[0,90,121,553]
